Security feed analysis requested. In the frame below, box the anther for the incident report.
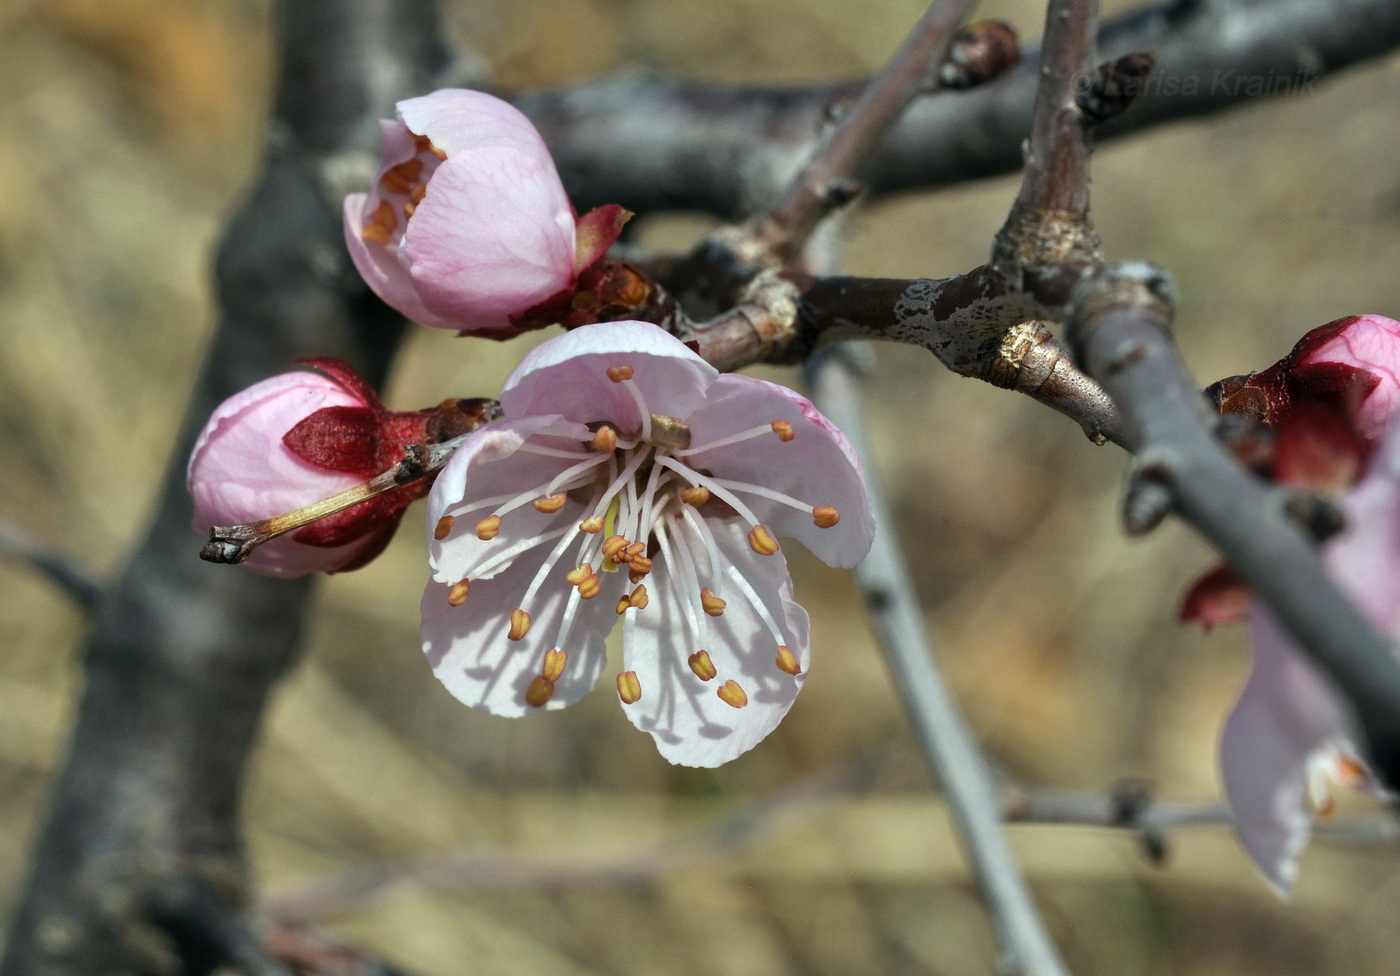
[592,425,618,452]
[434,515,456,540]
[602,535,630,559]
[508,608,531,641]
[409,183,427,204]
[688,650,717,681]
[525,675,555,707]
[360,200,396,244]
[542,648,568,682]
[578,575,601,599]
[429,144,448,161]
[533,493,567,513]
[627,554,653,575]
[700,588,727,616]
[580,515,605,534]
[624,542,646,560]
[680,486,711,506]
[717,679,749,708]
[748,525,780,556]
[771,420,795,442]
[628,566,647,584]
[380,158,424,195]
[1336,754,1369,787]
[775,645,801,675]
[475,515,501,540]
[812,506,841,529]
[629,585,649,610]
[447,579,471,607]
[615,595,631,615]
[617,670,642,704]
[606,365,635,383]
[565,565,593,586]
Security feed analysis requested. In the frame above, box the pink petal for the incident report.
[421,538,620,716]
[343,193,456,328]
[622,518,810,767]
[397,89,551,159]
[1298,314,1400,442]
[683,374,874,568]
[501,321,718,431]
[402,145,576,331]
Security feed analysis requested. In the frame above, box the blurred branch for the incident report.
[0,522,101,612]
[808,347,1073,976]
[0,1,453,972]
[521,0,1400,218]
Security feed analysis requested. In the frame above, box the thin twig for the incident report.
[807,347,1073,976]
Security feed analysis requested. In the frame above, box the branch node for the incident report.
[1075,52,1158,124]
[938,20,1021,90]
[1123,451,1176,535]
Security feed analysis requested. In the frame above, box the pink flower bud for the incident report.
[188,360,426,578]
[343,89,625,337]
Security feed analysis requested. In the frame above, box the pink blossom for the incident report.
[343,89,624,337]
[420,321,874,766]
[188,360,432,578]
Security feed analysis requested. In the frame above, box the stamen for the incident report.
[628,555,653,576]
[688,650,717,681]
[655,520,706,652]
[476,515,501,540]
[578,576,601,599]
[775,645,802,675]
[717,679,749,708]
[508,608,531,641]
[380,158,424,195]
[619,379,652,443]
[629,585,649,610]
[409,183,427,204]
[723,561,790,651]
[615,595,631,615]
[447,579,471,607]
[813,506,840,528]
[525,675,554,707]
[676,421,792,457]
[709,477,824,519]
[580,515,605,534]
[748,525,780,556]
[606,365,634,383]
[680,486,711,506]
[471,526,571,579]
[654,456,762,527]
[429,144,448,161]
[770,420,795,442]
[542,648,568,682]
[533,493,567,513]
[565,565,593,586]
[434,515,455,540]
[624,542,646,560]
[592,425,618,452]
[617,670,642,704]
[517,441,597,460]
[360,200,397,244]
[403,199,418,218]
[602,535,630,560]
[700,588,726,616]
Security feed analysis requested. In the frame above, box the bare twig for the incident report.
[808,347,1073,976]
[0,522,101,611]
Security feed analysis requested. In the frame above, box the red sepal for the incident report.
[1179,564,1252,630]
[573,204,631,276]
[284,406,382,476]
[1271,403,1364,493]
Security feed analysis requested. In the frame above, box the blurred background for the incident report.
[3,0,1400,973]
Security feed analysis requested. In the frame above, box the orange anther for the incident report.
[602,535,630,559]
[624,542,646,559]
[627,556,653,579]
[771,420,795,442]
[380,157,424,195]
[403,200,418,217]
[617,670,642,704]
[700,588,726,616]
[748,525,780,556]
[430,144,448,161]
[533,493,567,513]
[775,644,801,675]
[688,650,717,681]
[628,566,648,584]
[1336,754,1370,787]
[475,515,501,540]
[409,182,427,204]
[615,595,632,615]
[359,200,397,244]
[579,515,605,534]
[717,679,749,708]
[508,608,531,641]
[412,133,433,152]
[542,648,568,682]
[565,564,593,586]
[591,425,618,452]
[680,486,711,506]
[578,576,602,599]
[606,365,635,383]
[434,515,456,540]
[525,675,554,707]
[812,506,840,529]
[447,579,471,607]
[629,585,649,610]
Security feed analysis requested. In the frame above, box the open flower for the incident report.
[343,88,625,337]
[421,321,874,766]
[1192,314,1400,892]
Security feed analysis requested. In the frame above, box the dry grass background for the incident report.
[3,0,1400,973]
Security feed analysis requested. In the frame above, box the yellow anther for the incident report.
[771,420,796,442]
[629,585,649,610]
[627,554,653,575]
[525,675,554,707]
[433,515,455,540]
[430,145,448,161]
[580,515,605,534]
[699,587,727,616]
[615,595,631,615]
[606,365,635,383]
[812,506,841,529]
[475,515,501,540]
[508,608,531,641]
[403,199,418,217]
[447,579,471,607]
[533,493,567,513]
[617,670,642,704]
[624,541,646,559]
[409,182,427,204]
[775,644,801,675]
[542,648,568,682]
[716,679,749,708]
[380,157,424,195]
[748,524,780,556]
[688,650,717,681]
[412,133,433,153]
[601,534,630,559]
[591,425,618,452]
[680,486,711,506]
[565,564,593,586]
[578,575,602,599]
[628,566,648,584]
[360,200,397,244]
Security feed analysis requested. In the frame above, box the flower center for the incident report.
[360,133,446,246]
